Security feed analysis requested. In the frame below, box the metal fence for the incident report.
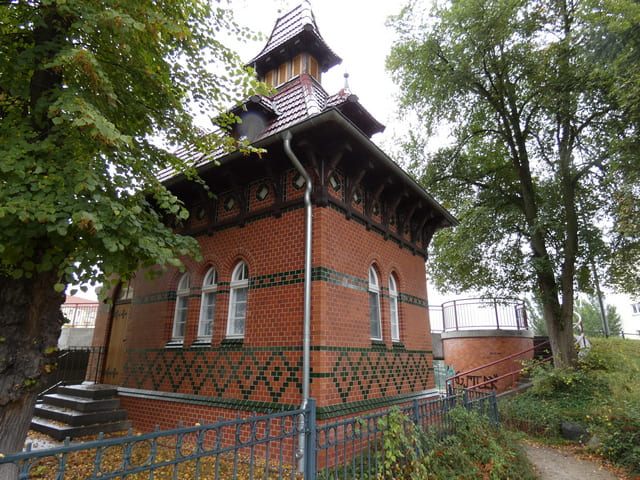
[316,389,497,479]
[1,389,497,480]
[440,298,528,332]
[433,363,456,393]
[37,347,104,398]
[60,303,99,328]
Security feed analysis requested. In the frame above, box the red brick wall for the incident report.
[93,170,435,420]
[443,334,533,392]
[313,206,431,351]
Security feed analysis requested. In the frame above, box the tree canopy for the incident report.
[529,294,623,338]
[0,0,265,460]
[0,0,265,291]
[387,0,639,367]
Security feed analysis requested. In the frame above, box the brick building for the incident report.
[92,1,456,430]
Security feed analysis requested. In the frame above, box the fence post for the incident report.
[453,300,459,331]
[305,398,316,480]
[490,391,499,428]
[463,389,470,411]
[412,399,420,425]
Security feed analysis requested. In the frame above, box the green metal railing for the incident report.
[1,389,497,479]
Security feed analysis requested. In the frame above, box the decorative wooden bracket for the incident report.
[344,167,368,220]
[364,179,389,230]
[196,185,217,236]
[225,172,248,227]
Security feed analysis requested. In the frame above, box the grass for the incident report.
[499,337,640,475]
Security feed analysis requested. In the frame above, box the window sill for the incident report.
[165,340,184,348]
[192,338,212,347]
[392,342,405,350]
[370,340,386,350]
[221,338,244,347]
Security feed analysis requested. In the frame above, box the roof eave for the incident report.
[165,109,457,228]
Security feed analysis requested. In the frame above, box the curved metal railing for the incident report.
[431,298,529,333]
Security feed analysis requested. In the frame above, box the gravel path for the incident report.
[522,442,623,480]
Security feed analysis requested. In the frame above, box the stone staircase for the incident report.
[31,383,131,441]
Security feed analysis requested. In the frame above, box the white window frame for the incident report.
[227,262,249,338]
[389,275,400,342]
[197,268,217,339]
[172,274,190,341]
[369,266,382,340]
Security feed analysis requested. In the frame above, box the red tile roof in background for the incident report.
[65,295,98,305]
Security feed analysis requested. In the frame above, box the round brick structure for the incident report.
[442,329,534,393]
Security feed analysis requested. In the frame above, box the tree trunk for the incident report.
[0,271,64,471]
[0,394,38,480]
[544,303,577,368]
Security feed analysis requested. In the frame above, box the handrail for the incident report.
[447,340,551,392]
[437,297,529,332]
[461,356,553,391]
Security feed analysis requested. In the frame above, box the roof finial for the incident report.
[343,72,350,90]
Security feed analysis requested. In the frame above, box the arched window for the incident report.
[172,274,190,340]
[389,275,400,342]
[197,268,217,339]
[227,262,249,338]
[369,266,382,340]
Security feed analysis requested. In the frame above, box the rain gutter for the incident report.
[281,130,312,473]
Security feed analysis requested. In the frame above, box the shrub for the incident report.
[374,406,536,479]
[500,338,640,475]
[587,402,640,474]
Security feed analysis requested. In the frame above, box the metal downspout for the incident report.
[282,131,312,473]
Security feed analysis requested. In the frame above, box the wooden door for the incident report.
[103,303,130,385]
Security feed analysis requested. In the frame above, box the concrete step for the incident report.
[41,393,120,412]
[30,417,132,441]
[57,383,119,400]
[34,403,127,427]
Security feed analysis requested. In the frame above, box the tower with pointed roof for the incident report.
[92,1,456,436]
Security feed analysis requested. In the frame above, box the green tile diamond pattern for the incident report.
[122,347,430,406]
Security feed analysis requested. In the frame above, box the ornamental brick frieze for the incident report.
[180,156,433,256]
[120,346,431,408]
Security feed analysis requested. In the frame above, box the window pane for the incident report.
[178,274,190,291]
[232,262,248,282]
[228,286,248,336]
[370,291,381,339]
[235,301,246,318]
[198,292,216,337]
[234,316,245,336]
[174,296,188,338]
[235,287,247,303]
[369,267,378,288]
[390,296,399,341]
[389,275,397,294]
[204,269,216,287]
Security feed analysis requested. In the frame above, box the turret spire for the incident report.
[247,2,342,87]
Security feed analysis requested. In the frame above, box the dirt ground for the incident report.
[522,441,634,480]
